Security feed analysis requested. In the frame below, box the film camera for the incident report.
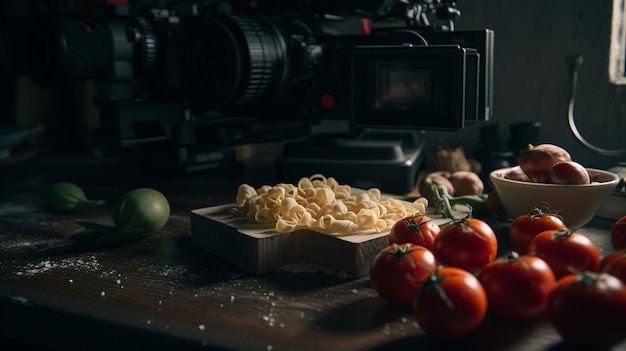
[3,0,493,192]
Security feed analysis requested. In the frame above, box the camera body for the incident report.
[2,0,493,179]
[178,4,494,131]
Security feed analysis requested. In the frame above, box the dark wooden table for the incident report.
[1,152,624,351]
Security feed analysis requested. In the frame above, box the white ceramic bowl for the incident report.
[489,167,620,228]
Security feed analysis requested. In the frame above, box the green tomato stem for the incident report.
[426,178,489,218]
[428,180,455,219]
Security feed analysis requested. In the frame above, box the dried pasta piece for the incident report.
[257,185,272,194]
[236,184,257,206]
[305,202,321,216]
[232,174,428,235]
[355,208,379,229]
[367,188,381,200]
[254,208,276,223]
[333,184,351,200]
[327,218,359,235]
[276,217,297,232]
[296,211,313,227]
[313,187,336,206]
[283,199,307,220]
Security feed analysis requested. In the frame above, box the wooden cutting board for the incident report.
[190,204,453,277]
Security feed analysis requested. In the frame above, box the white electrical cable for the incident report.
[568,54,626,156]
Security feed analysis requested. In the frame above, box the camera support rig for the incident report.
[3,0,493,193]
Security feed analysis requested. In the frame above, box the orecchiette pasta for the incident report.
[232,174,428,235]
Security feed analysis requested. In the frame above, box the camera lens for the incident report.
[180,15,321,115]
[26,13,114,87]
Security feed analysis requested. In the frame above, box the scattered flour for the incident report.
[159,264,188,278]
[14,256,100,276]
[0,239,38,250]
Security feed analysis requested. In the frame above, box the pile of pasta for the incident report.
[233,174,428,235]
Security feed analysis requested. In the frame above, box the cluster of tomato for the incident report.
[369,211,626,347]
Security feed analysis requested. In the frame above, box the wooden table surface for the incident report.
[1,152,624,351]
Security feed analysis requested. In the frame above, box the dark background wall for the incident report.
[440,0,626,170]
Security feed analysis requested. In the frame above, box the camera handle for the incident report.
[435,3,461,31]
[406,2,432,28]
[406,1,461,32]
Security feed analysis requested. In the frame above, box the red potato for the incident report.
[549,161,590,185]
[518,144,571,182]
[419,172,454,203]
[588,170,604,183]
[503,166,530,182]
[448,171,484,196]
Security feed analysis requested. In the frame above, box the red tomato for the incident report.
[433,217,498,274]
[527,229,600,279]
[509,208,566,254]
[370,243,437,305]
[478,251,556,320]
[412,266,487,339]
[389,214,440,250]
[548,272,626,347]
[611,215,626,250]
[599,249,626,283]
